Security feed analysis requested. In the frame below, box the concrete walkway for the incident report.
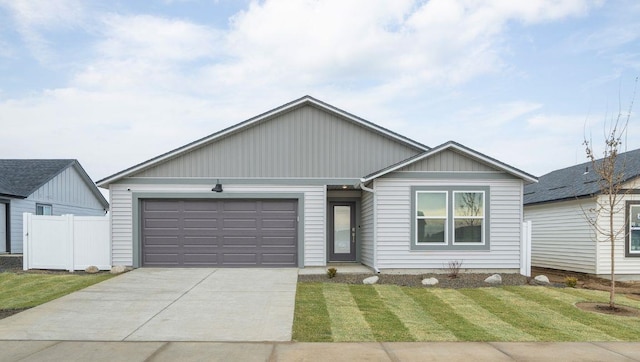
[0,268,298,341]
[2,341,640,361]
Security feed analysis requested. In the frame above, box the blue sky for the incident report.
[0,0,638,183]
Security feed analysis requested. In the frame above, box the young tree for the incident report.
[582,81,636,309]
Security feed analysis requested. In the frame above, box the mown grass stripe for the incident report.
[322,283,375,341]
[434,288,535,341]
[402,288,495,341]
[374,285,457,341]
[512,287,640,340]
[292,283,332,342]
[556,287,640,309]
[349,285,415,341]
[485,287,618,341]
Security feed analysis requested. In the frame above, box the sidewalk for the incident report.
[2,341,639,361]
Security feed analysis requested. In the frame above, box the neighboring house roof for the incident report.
[97,95,430,187]
[524,148,640,205]
[361,141,538,184]
[0,159,109,208]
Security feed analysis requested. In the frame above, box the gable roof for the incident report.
[97,95,429,187]
[524,147,640,205]
[361,140,538,183]
[0,159,109,208]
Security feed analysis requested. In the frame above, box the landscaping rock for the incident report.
[110,265,127,274]
[362,276,379,284]
[422,277,439,286]
[85,266,99,274]
[484,274,502,284]
[533,275,551,285]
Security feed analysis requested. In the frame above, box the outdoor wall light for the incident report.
[212,180,223,192]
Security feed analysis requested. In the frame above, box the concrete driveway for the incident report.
[0,268,298,342]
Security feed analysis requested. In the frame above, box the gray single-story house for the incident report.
[524,148,640,280]
[98,96,537,271]
[0,159,109,254]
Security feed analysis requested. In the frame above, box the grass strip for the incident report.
[374,285,457,341]
[0,273,114,309]
[485,287,618,341]
[292,283,333,341]
[348,285,415,341]
[557,287,640,309]
[322,283,375,341]
[435,288,534,341]
[508,287,640,341]
[402,288,495,341]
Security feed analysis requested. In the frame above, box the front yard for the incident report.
[0,272,114,318]
[293,283,640,342]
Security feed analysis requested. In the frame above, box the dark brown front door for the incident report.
[329,202,356,262]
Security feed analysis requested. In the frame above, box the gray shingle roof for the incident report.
[524,148,640,205]
[0,159,76,198]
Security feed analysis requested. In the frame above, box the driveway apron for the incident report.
[0,268,298,342]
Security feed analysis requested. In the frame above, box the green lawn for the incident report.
[293,283,640,342]
[0,272,115,309]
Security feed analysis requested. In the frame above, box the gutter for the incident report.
[358,181,380,274]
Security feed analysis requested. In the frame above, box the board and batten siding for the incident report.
[132,105,420,179]
[360,190,374,267]
[10,166,106,253]
[397,149,497,172]
[524,200,597,274]
[595,193,640,277]
[373,177,524,269]
[109,183,326,267]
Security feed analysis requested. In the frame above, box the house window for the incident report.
[411,186,490,251]
[416,191,447,243]
[453,191,484,244]
[626,202,640,257]
[36,204,52,215]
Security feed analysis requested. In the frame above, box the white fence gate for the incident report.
[23,213,111,271]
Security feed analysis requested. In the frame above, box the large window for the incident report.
[36,204,52,215]
[626,201,640,257]
[411,186,490,251]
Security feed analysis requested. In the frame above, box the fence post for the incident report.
[66,214,75,272]
[23,213,30,271]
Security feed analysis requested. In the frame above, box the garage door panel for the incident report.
[141,199,297,267]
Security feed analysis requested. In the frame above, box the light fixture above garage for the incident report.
[212,179,223,192]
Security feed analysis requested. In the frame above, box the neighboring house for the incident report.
[97,96,537,271]
[524,148,640,280]
[0,159,109,254]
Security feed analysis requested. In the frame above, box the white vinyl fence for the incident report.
[23,213,110,271]
[520,220,532,277]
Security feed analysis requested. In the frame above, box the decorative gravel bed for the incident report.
[298,273,529,288]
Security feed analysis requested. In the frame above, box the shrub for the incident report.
[443,260,463,279]
[327,267,337,279]
[565,276,578,288]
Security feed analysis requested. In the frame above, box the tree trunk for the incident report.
[610,201,616,309]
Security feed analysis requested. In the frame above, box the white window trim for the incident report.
[36,203,52,216]
[415,191,448,245]
[452,190,486,245]
[629,204,640,255]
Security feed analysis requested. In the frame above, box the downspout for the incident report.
[359,180,380,274]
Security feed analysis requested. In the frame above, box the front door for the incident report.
[329,202,356,261]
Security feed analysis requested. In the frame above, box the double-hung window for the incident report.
[411,186,489,251]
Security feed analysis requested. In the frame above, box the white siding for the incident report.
[595,193,640,276]
[109,183,325,267]
[524,200,597,274]
[374,177,524,269]
[361,190,374,267]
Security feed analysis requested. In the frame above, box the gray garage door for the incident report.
[141,199,298,267]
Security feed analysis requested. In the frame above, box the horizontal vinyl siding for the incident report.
[361,190,374,267]
[374,177,523,269]
[109,183,325,267]
[524,200,597,274]
[595,193,640,276]
[9,199,33,253]
[134,105,419,179]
